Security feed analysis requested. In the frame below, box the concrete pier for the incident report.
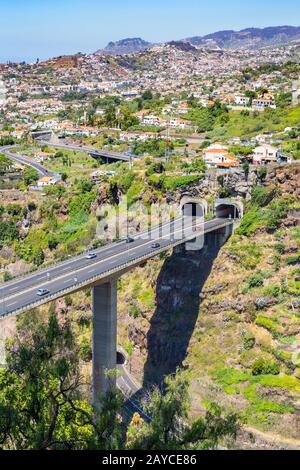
[92,279,118,405]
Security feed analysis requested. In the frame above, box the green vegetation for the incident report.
[186,101,229,133]
[208,105,300,140]
[149,174,201,192]
[0,310,238,450]
[236,187,292,236]
[252,358,280,376]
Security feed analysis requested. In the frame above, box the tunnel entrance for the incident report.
[116,351,126,365]
[216,204,237,219]
[182,202,201,218]
[214,199,243,219]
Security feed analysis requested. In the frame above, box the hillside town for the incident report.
[1,10,300,454]
[0,38,299,183]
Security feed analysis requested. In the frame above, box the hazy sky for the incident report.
[1,0,299,62]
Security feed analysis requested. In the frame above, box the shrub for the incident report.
[287,253,300,265]
[251,186,277,207]
[128,303,141,319]
[243,332,256,350]
[248,272,264,288]
[255,315,281,334]
[256,166,267,181]
[252,358,280,376]
[274,243,285,254]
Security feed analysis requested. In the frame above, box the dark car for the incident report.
[151,242,160,249]
[126,236,134,243]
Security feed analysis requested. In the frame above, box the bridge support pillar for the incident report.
[92,278,117,406]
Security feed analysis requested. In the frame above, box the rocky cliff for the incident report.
[117,162,300,448]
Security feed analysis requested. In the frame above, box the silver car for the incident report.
[86,252,97,260]
[37,288,50,297]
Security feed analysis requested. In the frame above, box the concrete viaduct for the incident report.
[0,198,242,405]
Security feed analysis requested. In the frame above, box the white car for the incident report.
[86,253,97,260]
[37,288,50,297]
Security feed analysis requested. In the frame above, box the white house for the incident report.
[203,144,239,168]
[253,145,279,164]
[141,115,161,127]
[37,176,57,187]
[235,95,250,106]
[252,99,276,110]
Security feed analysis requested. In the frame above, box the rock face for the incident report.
[265,162,300,199]
[99,38,152,56]
[142,230,231,385]
[117,162,300,447]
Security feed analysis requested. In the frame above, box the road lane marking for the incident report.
[1,219,232,306]
[0,218,178,295]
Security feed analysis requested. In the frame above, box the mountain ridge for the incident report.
[95,25,300,56]
[184,25,300,49]
[97,37,152,56]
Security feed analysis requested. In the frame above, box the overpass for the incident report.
[1,146,55,178]
[38,140,132,164]
[0,209,237,404]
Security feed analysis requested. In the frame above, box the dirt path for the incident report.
[241,425,300,450]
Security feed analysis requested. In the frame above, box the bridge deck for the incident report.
[0,217,233,318]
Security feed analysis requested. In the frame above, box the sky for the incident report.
[0,0,300,62]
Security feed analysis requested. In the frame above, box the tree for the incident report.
[23,167,39,185]
[0,309,123,450]
[61,172,68,182]
[0,155,11,174]
[242,161,250,180]
[142,90,153,101]
[0,312,239,450]
[126,371,238,450]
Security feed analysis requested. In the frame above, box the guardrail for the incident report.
[0,239,123,286]
[1,217,185,285]
[0,219,233,319]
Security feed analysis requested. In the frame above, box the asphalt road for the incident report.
[0,217,233,318]
[41,140,131,162]
[1,146,54,177]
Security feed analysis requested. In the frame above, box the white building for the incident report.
[0,78,6,107]
[253,145,279,164]
[252,99,276,110]
[141,115,161,127]
[37,176,57,187]
[203,144,239,168]
[235,95,250,106]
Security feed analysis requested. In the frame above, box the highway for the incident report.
[1,146,54,177]
[40,140,132,162]
[0,216,233,318]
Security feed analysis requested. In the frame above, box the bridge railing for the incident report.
[0,218,233,319]
[0,239,124,286]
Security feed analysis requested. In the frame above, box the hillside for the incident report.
[185,25,300,49]
[115,163,300,448]
[98,38,152,56]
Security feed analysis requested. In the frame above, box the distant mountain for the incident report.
[167,41,197,52]
[98,38,152,56]
[185,25,300,49]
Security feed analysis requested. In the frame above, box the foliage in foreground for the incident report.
[0,309,238,450]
